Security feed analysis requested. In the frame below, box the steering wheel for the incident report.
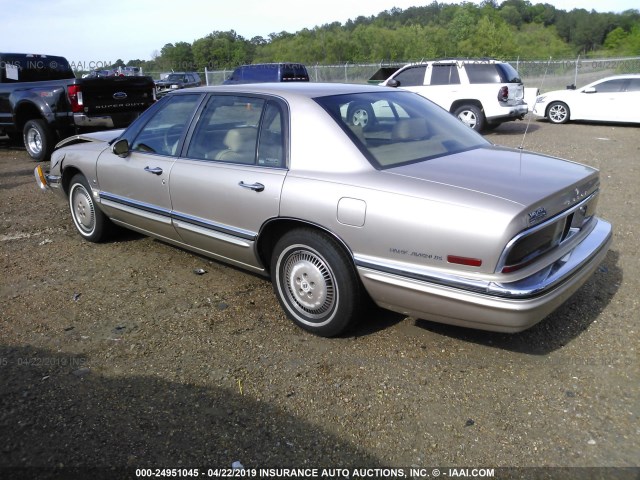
[163,124,184,155]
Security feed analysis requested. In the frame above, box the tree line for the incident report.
[118,0,640,73]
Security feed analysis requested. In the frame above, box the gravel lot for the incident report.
[0,117,638,479]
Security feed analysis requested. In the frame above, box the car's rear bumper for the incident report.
[356,218,612,332]
[73,111,146,129]
[486,103,529,123]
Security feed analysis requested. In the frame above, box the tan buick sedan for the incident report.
[35,83,612,337]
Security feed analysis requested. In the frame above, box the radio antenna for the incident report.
[519,56,552,152]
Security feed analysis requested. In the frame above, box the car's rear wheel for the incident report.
[347,103,374,130]
[453,104,485,132]
[23,119,54,162]
[271,229,362,337]
[547,102,570,124]
[68,174,113,243]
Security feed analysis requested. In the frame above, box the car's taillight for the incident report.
[447,255,482,267]
[498,86,509,102]
[67,85,84,113]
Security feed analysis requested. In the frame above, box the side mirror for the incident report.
[112,138,130,157]
[583,87,597,94]
[387,79,401,88]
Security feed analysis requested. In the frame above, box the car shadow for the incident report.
[484,119,541,137]
[394,249,620,355]
[0,135,25,152]
[532,119,640,128]
[0,344,384,474]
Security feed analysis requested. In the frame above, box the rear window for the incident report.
[315,91,488,169]
[1,54,75,82]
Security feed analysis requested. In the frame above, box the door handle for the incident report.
[238,181,265,192]
[144,166,163,175]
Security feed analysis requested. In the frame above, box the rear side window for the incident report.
[430,65,460,85]
[186,95,286,167]
[394,66,426,87]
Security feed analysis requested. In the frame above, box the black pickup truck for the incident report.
[0,53,156,161]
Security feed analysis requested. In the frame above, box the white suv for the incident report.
[379,59,528,132]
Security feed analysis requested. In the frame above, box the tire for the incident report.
[68,174,113,242]
[453,104,485,132]
[23,119,54,162]
[271,229,363,337]
[347,103,374,130]
[547,101,570,124]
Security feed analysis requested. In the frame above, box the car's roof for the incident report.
[177,82,396,98]
[401,58,505,66]
[597,74,640,79]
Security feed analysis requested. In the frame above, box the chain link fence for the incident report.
[145,56,640,93]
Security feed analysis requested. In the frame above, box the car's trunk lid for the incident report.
[386,145,599,221]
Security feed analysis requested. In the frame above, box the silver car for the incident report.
[34,83,612,337]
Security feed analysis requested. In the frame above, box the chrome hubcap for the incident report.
[549,105,566,122]
[457,110,477,128]
[282,249,335,320]
[71,184,95,234]
[26,128,42,155]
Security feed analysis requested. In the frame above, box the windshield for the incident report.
[165,74,185,82]
[315,91,489,169]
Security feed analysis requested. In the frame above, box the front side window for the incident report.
[592,79,626,93]
[316,91,488,169]
[394,66,426,87]
[626,78,640,92]
[186,95,285,167]
[130,94,201,156]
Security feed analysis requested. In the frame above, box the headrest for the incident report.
[391,118,429,141]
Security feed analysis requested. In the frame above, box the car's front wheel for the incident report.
[23,119,54,162]
[271,229,363,337]
[453,104,486,132]
[547,102,570,124]
[68,174,114,242]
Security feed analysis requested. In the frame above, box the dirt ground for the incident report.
[0,117,638,479]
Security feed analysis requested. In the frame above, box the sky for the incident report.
[1,0,638,66]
